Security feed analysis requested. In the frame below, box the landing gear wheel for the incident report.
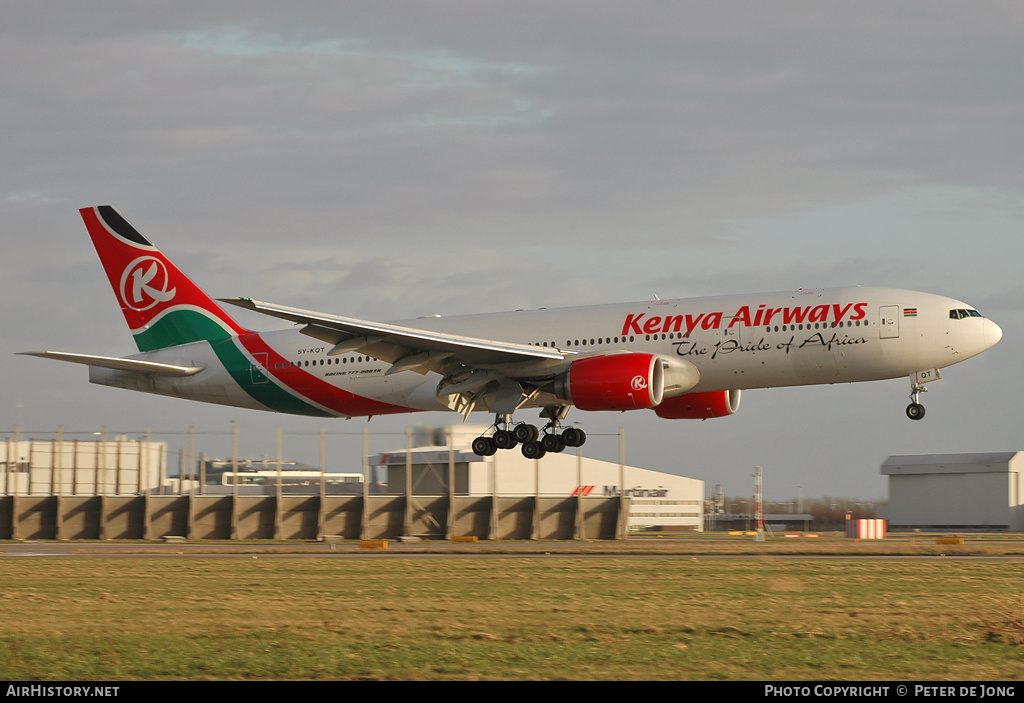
[521,440,547,459]
[513,424,539,443]
[541,433,566,453]
[561,427,586,448]
[472,436,497,456]
[906,403,925,421]
[493,429,517,449]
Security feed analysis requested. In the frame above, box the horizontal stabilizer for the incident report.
[19,351,205,377]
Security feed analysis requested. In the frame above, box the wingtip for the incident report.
[217,297,255,309]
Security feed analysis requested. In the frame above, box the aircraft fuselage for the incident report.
[91,286,1001,419]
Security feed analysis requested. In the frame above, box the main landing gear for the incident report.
[471,409,587,459]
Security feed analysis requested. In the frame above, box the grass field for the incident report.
[0,546,1022,680]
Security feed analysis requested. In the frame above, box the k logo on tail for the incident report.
[120,257,176,311]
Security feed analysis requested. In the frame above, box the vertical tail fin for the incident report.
[81,206,250,352]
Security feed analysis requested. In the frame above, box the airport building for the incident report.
[376,425,704,532]
[0,437,166,495]
[879,452,1024,531]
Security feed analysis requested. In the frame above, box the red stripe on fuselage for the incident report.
[237,333,416,417]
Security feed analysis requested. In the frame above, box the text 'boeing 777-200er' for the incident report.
[22,206,1003,459]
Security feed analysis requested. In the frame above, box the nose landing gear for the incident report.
[905,381,928,421]
[904,370,941,421]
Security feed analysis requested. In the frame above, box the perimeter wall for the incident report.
[0,494,626,541]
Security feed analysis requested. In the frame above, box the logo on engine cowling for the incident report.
[119,256,176,312]
[631,375,648,391]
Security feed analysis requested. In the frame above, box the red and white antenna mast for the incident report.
[754,465,765,541]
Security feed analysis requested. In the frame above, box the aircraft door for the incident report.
[250,352,270,385]
[879,306,900,339]
[721,320,741,344]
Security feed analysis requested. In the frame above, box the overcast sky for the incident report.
[2,2,1021,500]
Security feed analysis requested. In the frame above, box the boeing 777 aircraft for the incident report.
[22,206,1003,458]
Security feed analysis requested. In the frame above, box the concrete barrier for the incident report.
[0,494,625,541]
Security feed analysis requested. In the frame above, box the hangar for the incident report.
[0,436,165,495]
[879,452,1024,531]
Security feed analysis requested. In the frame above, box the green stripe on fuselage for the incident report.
[210,337,332,418]
[133,309,331,416]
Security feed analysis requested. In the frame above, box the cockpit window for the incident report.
[949,309,983,319]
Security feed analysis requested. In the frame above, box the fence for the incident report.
[0,424,630,541]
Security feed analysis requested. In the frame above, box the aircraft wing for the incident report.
[18,351,205,377]
[219,297,567,376]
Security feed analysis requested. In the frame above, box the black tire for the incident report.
[472,436,497,456]
[561,427,583,447]
[514,424,538,443]
[906,403,925,421]
[521,440,546,459]
[542,433,566,453]
[493,429,517,449]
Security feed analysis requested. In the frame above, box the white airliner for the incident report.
[22,206,1003,458]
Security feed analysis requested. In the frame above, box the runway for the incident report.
[2,537,1022,560]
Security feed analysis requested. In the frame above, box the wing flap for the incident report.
[19,351,205,377]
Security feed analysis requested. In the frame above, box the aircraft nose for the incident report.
[984,318,1003,349]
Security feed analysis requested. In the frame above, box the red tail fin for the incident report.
[81,206,249,352]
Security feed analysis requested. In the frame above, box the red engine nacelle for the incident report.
[653,389,741,419]
[557,353,664,411]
